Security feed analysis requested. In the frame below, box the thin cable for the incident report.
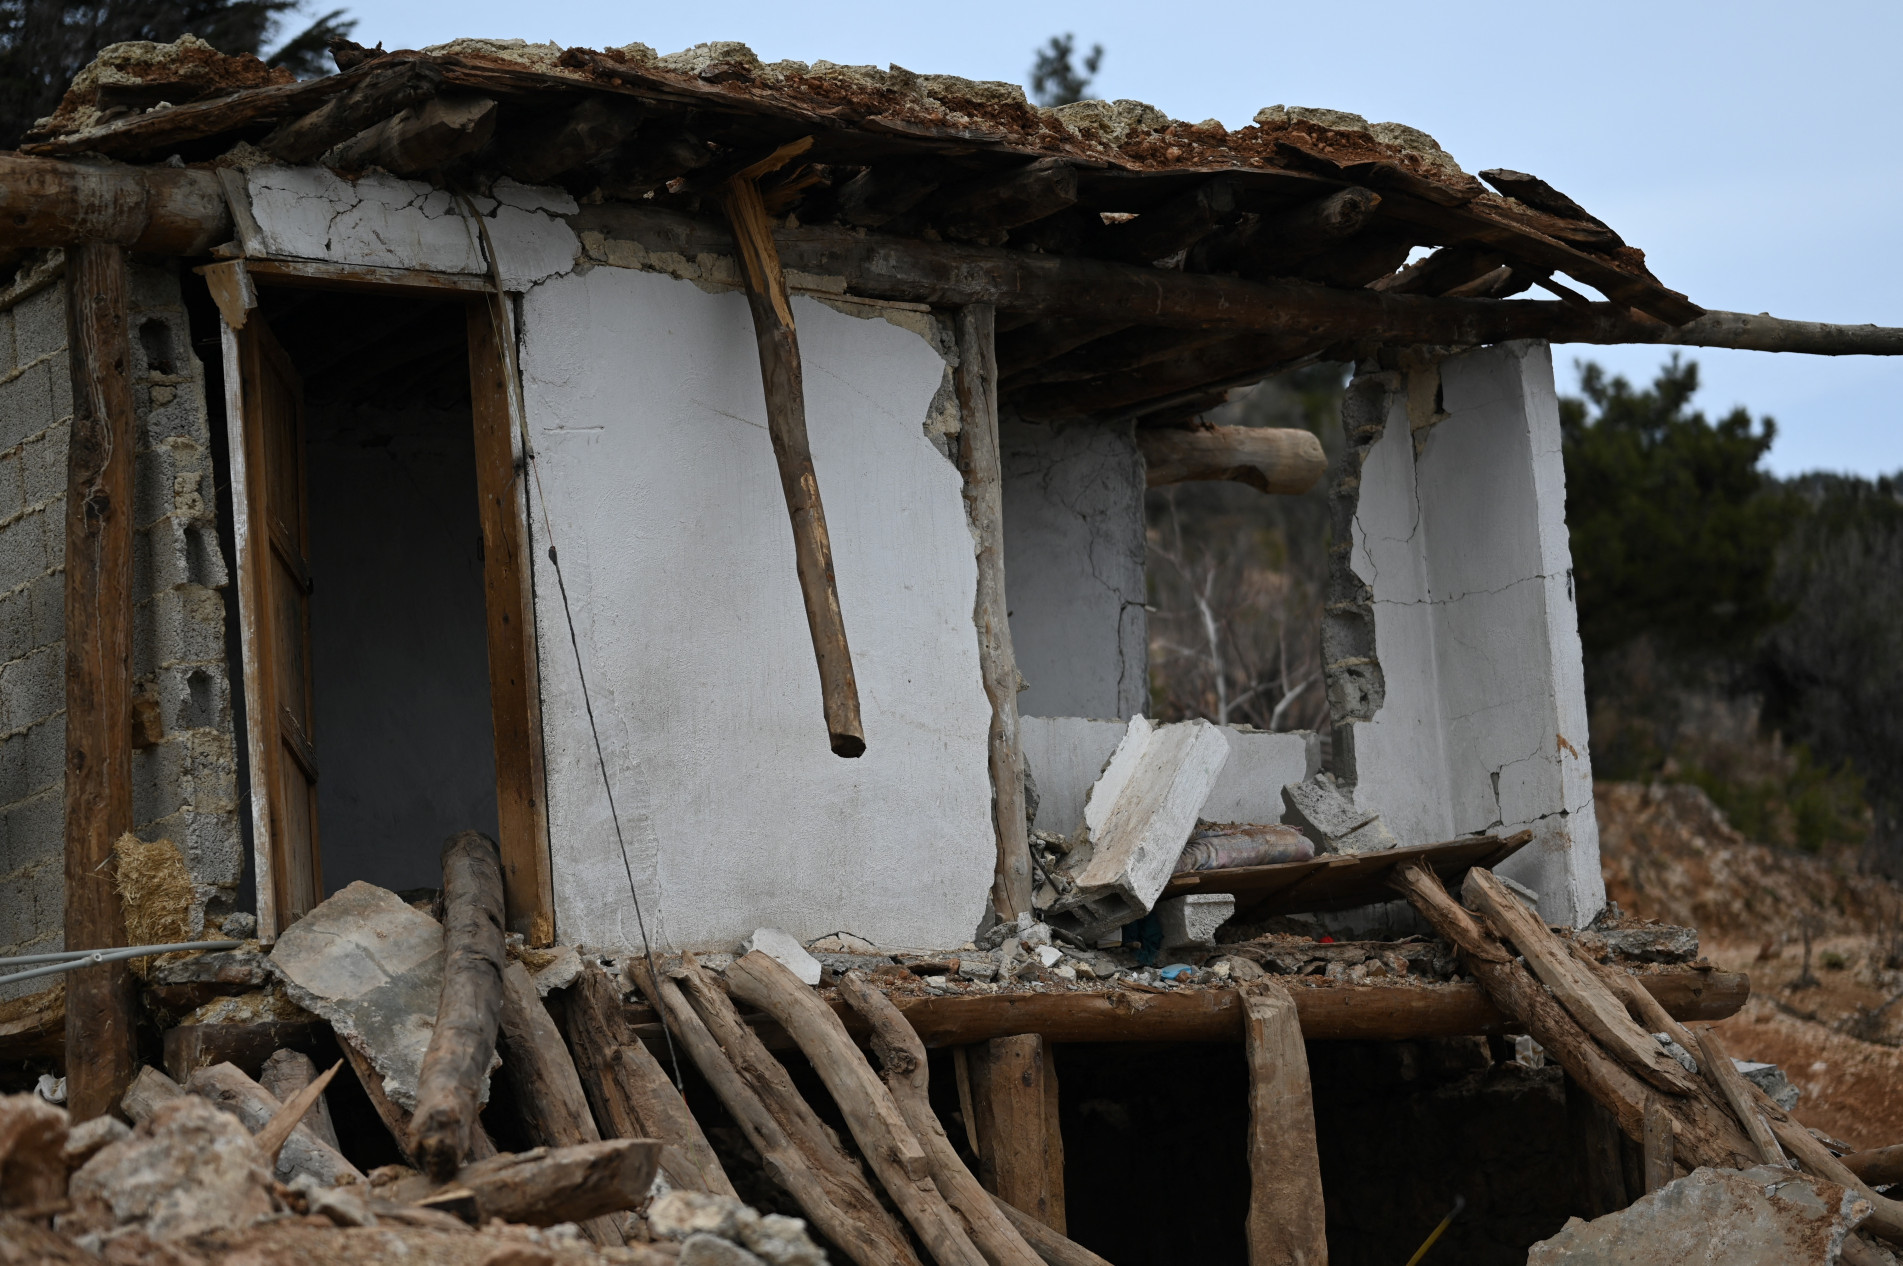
[457,194,685,1090]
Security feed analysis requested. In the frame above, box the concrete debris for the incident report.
[218,911,258,939]
[808,932,880,954]
[684,1234,770,1266]
[739,928,822,987]
[291,1171,379,1227]
[1736,1059,1803,1110]
[1602,924,1701,964]
[146,944,272,1013]
[524,943,584,996]
[1527,1165,1871,1265]
[1497,874,1542,912]
[1032,945,1065,969]
[268,880,469,1112]
[1175,821,1313,872]
[1156,893,1237,948]
[1280,775,1401,856]
[1654,1033,1700,1075]
[60,1115,129,1169]
[0,1091,70,1213]
[649,1189,827,1266]
[1210,955,1267,982]
[1052,715,1230,941]
[66,1095,276,1241]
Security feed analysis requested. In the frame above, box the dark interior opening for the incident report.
[262,288,500,896]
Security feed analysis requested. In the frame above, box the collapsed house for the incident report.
[4,31,1903,1265]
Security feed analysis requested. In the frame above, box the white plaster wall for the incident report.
[1021,715,1318,840]
[518,267,996,952]
[1343,342,1604,926]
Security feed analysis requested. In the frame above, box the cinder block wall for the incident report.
[0,258,241,999]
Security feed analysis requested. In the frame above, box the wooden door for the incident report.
[233,312,322,930]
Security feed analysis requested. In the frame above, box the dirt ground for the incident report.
[1596,781,1903,1150]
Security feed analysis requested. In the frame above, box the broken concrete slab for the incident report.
[267,880,469,1112]
[1051,715,1230,940]
[1603,924,1700,964]
[1526,1165,1870,1265]
[739,928,821,987]
[60,1115,130,1170]
[66,1096,275,1241]
[1737,1060,1802,1111]
[1156,893,1236,948]
[1281,774,1400,855]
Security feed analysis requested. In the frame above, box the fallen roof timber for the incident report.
[625,969,1748,1049]
[5,154,1899,357]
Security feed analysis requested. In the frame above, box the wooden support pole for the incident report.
[62,242,139,1123]
[1243,984,1328,1266]
[721,162,866,758]
[969,1034,1065,1235]
[955,303,1031,921]
[411,830,508,1178]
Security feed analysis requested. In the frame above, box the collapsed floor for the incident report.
[4,827,1901,1265]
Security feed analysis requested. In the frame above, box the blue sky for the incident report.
[341,0,1902,477]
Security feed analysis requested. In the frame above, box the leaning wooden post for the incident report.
[1242,983,1328,1265]
[62,242,140,1122]
[720,143,865,758]
[955,303,1032,920]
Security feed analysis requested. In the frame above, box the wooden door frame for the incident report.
[218,266,554,942]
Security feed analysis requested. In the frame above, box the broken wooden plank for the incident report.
[185,1061,363,1187]
[838,971,1044,1266]
[559,963,734,1196]
[1463,867,1701,1097]
[260,1048,339,1151]
[254,1058,342,1166]
[418,1139,662,1226]
[955,302,1031,922]
[1243,983,1327,1266]
[967,1033,1066,1238]
[1138,425,1326,495]
[412,830,509,1178]
[1692,1027,1786,1168]
[329,93,499,176]
[725,950,989,1266]
[1162,829,1533,916]
[721,162,865,758]
[62,241,140,1123]
[630,959,925,1266]
[1390,862,1757,1171]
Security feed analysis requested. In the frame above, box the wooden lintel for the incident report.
[243,256,494,296]
[62,242,140,1121]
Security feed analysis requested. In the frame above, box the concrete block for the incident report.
[22,713,63,797]
[0,310,14,376]
[1282,775,1401,855]
[0,452,23,523]
[0,731,25,804]
[48,350,70,423]
[20,422,65,509]
[28,570,62,649]
[0,585,32,663]
[740,927,822,986]
[1734,1061,1800,1111]
[0,511,48,594]
[0,643,63,733]
[0,860,61,953]
[134,440,183,530]
[0,359,54,456]
[1156,893,1236,948]
[131,733,189,827]
[1526,1165,1867,1265]
[269,881,456,1112]
[0,788,63,870]
[11,289,65,365]
[1050,715,1230,940]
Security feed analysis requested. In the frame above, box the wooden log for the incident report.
[185,1061,364,1187]
[1242,984,1327,1266]
[837,972,1045,1266]
[833,158,945,228]
[1462,868,1700,1097]
[329,93,499,176]
[62,242,139,1124]
[932,160,1079,244]
[1199,186,1379,276]
[260,1049,339,1150]
[1641,1097,1675,1194]
[411,830,508,1179]
[254,1058,342,1166]
[629,959,924,1266]
[996,318,1132,378]
[1691,1027,1785,1168]
[1843,1145,1903,1188]
[486,95,651,185]
[1137,425,1327,495]
[340,1034,497,1166]
[629,970,1749,1049]
[0,156,229,255]
[722,169,866,757]
[559,963,734,1196]
[431,1139,663,1226]
[260,60,447,164]
[162,1021,328,1084]
[725,950,989,1266]
[121,1064,184,1126]
[1391,863,1756,1170]
[955,303,1031,921]
[967,1035,1064,1235]
[992,1198,1116,1266]
[1096,176,1238,264]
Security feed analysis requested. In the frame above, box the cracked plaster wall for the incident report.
[1326,341,1604,927]
[0,261,240,997]
[1000,417,1148,721]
